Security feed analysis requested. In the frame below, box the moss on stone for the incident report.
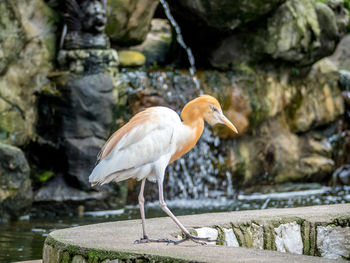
[331,216,350,227]
[262,224,276,251]
[118,51,146,67]
[215,226,225,246]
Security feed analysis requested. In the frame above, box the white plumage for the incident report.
[89,106,192,185]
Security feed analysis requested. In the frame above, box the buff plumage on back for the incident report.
[96,108,156,164]
[90,106,178,186]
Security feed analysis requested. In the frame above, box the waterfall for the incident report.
[159,0,201,91]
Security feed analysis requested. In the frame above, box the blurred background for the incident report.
[0,0,350,261]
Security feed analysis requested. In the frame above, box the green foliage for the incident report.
[33,170,54,182]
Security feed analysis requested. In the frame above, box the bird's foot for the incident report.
[174,233,219,245]
[134,236,175,244]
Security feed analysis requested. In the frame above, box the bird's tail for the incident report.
[89,160,137,187]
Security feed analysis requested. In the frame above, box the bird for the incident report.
[89,95,238,244]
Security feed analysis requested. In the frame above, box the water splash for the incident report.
[160,0,201,91]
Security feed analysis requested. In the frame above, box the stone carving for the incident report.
[62,0,109,49]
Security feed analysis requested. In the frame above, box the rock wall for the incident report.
[116,57,345,198]
[0,0,58,146]
[166,0,349,68]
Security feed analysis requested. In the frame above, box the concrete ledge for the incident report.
[43,204,350,263]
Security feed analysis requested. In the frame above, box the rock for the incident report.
[34,176,106,203]
[0,143,32,221]
[317,225,350,259]
[0,0,58,146]
[299,155,335,179]
[231,117,302,184]
[106,0,159,46]
[132,19,172,66]
[214,87,252,139]
[167,0,287,31]
[223,228,239,247]
[118,50,146,67]
[195,227,218,245]
[287,59,344,133]
[57,49,119,74]
[329,34,350,71]
[274,222,303,254]
[249,223,264,249]
[305,138,332,158]
[64,137,106,188]
[46,73,116,189]
[33,175,127,215]
[208,0,348,68]
[332,164,350,185]
[339,70,350,90]
[262,0,347,66]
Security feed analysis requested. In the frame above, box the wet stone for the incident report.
[316,225,350,259]
[274,222,303,254]
[195,227,218,245]
[223,228,239,247]
[0,143,32,221]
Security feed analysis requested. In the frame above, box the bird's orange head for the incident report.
[181,95,238,133]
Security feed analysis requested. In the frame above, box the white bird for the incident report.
[89,95,238,244]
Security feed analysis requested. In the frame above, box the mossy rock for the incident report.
[118,50,146,67]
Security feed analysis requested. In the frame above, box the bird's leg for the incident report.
[139,178,147,239]
[158,181,218,245]
[134,178,174,244]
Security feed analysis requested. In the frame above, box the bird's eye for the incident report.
[211,106,218,112]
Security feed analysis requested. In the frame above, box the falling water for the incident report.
[159,0,201,91]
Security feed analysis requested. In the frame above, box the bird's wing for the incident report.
[97,107,176,163]
[89,107,179,184]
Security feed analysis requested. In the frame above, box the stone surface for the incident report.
[329,34,350,71]
[0,0,57,146]
[274,222,303,254]
[195,227,218,245]
[118,50,146,67]
[106,0,159,46]
[34,176,106,203]
[44,204,350,262]
[260,0,348,66]
[132,19,172,66]
[223,228,239,247]
[194,0,349,68]
[57,49,118,74]
[317,225,350,259]
[0,143,32,221]
[167,0,287,31]
[37,72,116,190]
[332,164,350,185]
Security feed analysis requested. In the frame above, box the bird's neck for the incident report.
[168,102,204,164]
[180,99,205,140]
[180,99,203,126]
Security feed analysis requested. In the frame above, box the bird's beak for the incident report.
[219,114,238,134]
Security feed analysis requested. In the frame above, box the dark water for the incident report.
[1,185,349,263]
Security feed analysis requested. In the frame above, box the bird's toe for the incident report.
[174,234,219,245]
[134,237,175,244]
